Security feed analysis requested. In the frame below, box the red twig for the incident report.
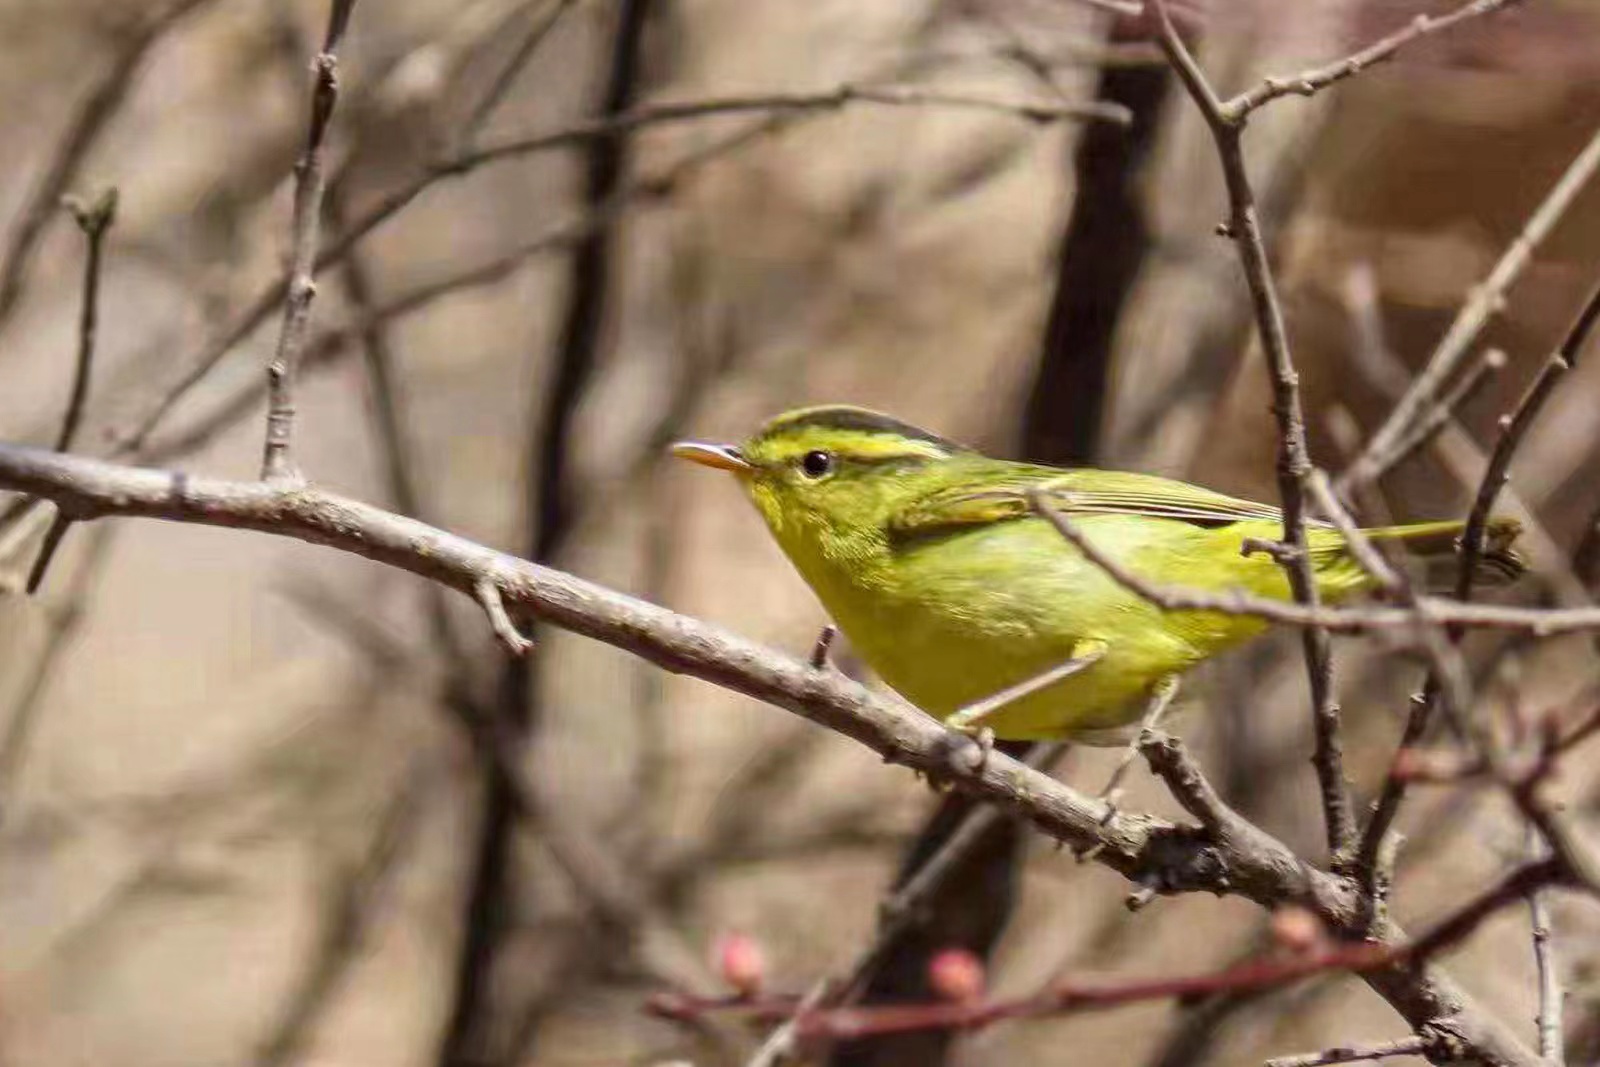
[651,858,1562,1045]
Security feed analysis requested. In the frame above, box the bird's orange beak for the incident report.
[670,440,753,474]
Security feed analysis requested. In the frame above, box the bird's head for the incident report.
[671,405,972,548]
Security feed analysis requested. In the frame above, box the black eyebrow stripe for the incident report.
[757,407,969,453]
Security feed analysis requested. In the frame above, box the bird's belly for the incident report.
[854,607,1195,740]
[812,519,1269,741]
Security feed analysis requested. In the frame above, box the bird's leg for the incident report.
[1097,675,1181,826]
[945,640,1108,775]
[809,623,839,670]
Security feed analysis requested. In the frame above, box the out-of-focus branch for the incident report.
[109,108,874,473]
[1359,273,1600,901]
[1457,275,1600,603]
[1345,123,1600,490]
[657,857,1561,1047]
[0,0,215,336]
[1024,495,1600,636]
[24,189,116,595]
[0,442,1561,1066]
[116,81,1128,455]
[261,0,359,482]
[458,84,1131,171]
[0,524,116,791]
[453,0,581,148]
[1222,0,1527,120]
[752,744,1065,1067]
[1147,0,1353,860]
[1526,828,1566,1067]
[255,765,427,1067]
[1263,1035,1432,1067]
[52,190,117,455]
[443,3,655,1063]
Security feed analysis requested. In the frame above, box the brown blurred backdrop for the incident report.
[2,1,1600,1065]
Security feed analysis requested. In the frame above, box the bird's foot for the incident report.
[943,723,995,779]
[1095,676,1181,830]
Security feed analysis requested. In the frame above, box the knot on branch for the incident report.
[1135,825,1233,897]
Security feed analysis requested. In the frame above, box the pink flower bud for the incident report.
[1270,906,1326,955]
[928,948,986,1002]
[714,932,765,996]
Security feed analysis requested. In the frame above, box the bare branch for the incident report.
[1457,275,1600,603]
[475,575,533,656]
[1526,828,1565,1066]
[0,525,116,790]
[1025,491,1600,637]
[0,0,214,336]
[456,84,1131,171]
[659,858,1563,1046]
[53,188,116,454]
[1263,1035,1432,1067]
[23,511,74,595]
[1346,123,1600,490]
[1223,0,1528,121]
[25,189,117,595]
[1147,0,1353,859]
[260,0,359,482]
[454,0,582,148]
[119,81,1122,458]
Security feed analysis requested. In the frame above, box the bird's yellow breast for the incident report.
[762,507,1277,740]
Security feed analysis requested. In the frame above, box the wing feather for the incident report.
[888,467,1292,544]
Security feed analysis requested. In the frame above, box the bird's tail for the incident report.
[1313,517,1527,596]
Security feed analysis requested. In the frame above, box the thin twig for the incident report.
[1526,827,1565,1066]
[1457,275,1600,603]
[0,0,214,336]
[1223,0,1528,121]
[809,624,838,670]
[455,0,582,147]
[1346,123,1600,490]
[475,575,533,655]
[261,0,359,482]
[130,117,791,469]
[1333,265,1588,604]
[255,766,427,1067]
[1345,335,1505,485]
[457,84,1131,170]
[119,81,1121,458]
[25,189,117,595]
[1263,1034,1432,1067]
[53,189,117,453]
[747,744,1064,1066]
[1023,491,1600,637]
[23,512,74,595]
[1415,275,1600,897]
[0,525,116,790]
[1148,0,1354,859]
[659,858,1562,1044]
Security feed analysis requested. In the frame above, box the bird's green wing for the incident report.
[888,465,1286,544]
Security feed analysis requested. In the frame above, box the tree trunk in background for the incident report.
[439,3,653,1064]
[1022,63,1171,468]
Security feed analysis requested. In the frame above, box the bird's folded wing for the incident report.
[889,468,1287,542]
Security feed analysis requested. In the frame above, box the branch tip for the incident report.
[475,576,532,656]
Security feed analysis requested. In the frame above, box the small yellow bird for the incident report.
[672,405,1524,741]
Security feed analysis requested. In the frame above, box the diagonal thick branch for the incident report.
[0,441,1554,1067]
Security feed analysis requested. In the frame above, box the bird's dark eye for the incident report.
[800,450,834,478]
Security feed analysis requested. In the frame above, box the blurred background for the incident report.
[3,1,1600,1064]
